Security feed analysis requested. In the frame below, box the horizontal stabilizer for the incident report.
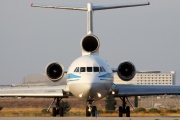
[31,2,150,39]
[93,2,150,10]
[31,3,87,11]
[31,2,149,11]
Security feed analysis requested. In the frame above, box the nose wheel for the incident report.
[86,100,97,117]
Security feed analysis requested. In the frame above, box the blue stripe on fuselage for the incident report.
[67,73,81,82]
[98,73,113,80]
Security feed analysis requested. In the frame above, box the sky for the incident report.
[0,0,180,85]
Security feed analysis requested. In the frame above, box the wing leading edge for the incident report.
[0,85,68,98]
[114,84,180,96]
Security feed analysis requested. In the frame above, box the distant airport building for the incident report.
[114,71,175,85]
[21,73,67,86]
[22,74,48,85]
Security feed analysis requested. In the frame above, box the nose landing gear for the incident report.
[86,100,97,117]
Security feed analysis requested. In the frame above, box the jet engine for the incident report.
[117,61,136,81]
[81,35,100,53]
[45,62,64,82]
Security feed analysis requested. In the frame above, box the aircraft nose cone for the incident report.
[81,74,98,83]
[68,73,111,101]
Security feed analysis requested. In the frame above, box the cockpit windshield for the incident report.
[87,67,92,72]
[74,66,106,72]
[80,67,85,72]
[74,67,79,72]
[94,67,99,72]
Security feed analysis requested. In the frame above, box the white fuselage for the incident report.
[67,55,114,101]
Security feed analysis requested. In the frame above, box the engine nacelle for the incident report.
[81,35,100,55]
[117,61,136,81]
[45,62,64,82]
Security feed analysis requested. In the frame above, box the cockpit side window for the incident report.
[80,67,85,72]
[102,67,106,72]
[76,67,79,72]
[74,67,79,72]
[100,66,106,72]
[100,67,103,72]
[87,67,92,72]
[94,67,99,72]
[74,67,77,72]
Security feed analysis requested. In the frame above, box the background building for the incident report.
[114,71,175,85]
[22,71,175,86]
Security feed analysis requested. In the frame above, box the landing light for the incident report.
[97,93,101,97]
[79,94,83,97]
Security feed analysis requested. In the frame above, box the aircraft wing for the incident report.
[114,84,180,96]
[0,85,68,98]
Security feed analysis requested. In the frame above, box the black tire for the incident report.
[52,107,56,117]
[126,106,130,117]
[60,107,64,117]
[119,106,123,117]
[86,106,91,117]
[92,106,97,117]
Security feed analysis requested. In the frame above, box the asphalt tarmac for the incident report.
[0,117,179,120]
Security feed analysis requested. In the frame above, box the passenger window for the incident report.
[80,67,85,72]
[94,67,99,72]
[87,67,92,72]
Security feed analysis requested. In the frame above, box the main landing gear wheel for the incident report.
[51,98,64,117]
[60,107,64,116]
[52,107,56,117]
[118,96,131,117]
[126,106,130,117]
[119,106,123,117]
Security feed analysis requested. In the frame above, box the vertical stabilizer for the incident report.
[31,2,150,56]
[87,3,93,35]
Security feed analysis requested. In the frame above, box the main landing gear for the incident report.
[118,96,134,117]
[47,97,64,117]
[86,100,97,117]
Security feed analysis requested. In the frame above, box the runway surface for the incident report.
[0,117,179,120]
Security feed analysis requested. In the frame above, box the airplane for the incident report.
[1,1,180,117]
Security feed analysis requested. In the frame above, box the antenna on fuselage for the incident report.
[31,2,150,35]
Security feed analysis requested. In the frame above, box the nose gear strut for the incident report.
[86,100,97,117]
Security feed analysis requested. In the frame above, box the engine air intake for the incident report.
[81,35,99,53]
[46,62,64,82]
[117,61,136,81]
